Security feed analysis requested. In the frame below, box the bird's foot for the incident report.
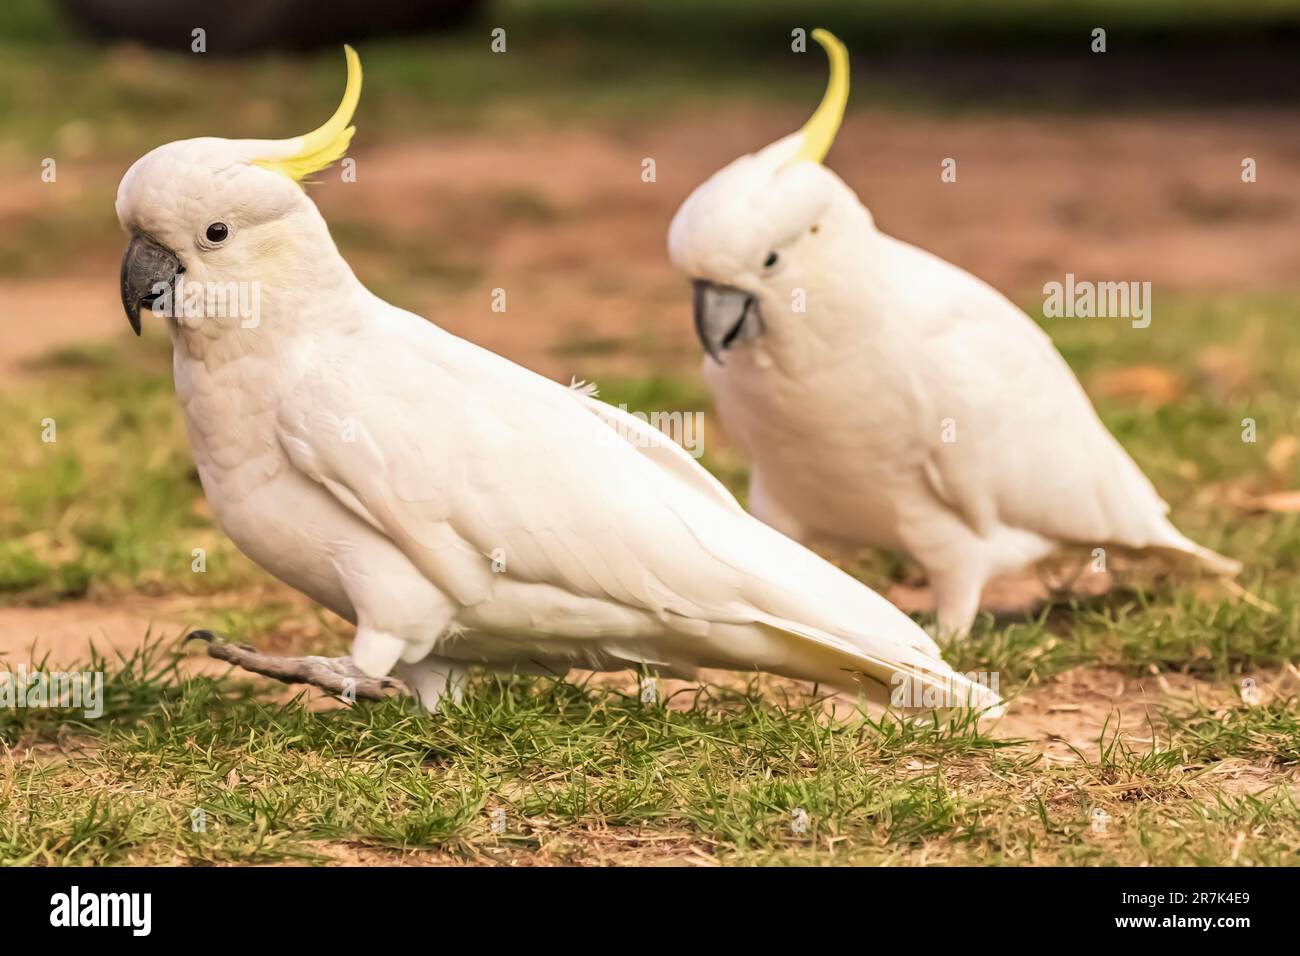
[184,630,407,701]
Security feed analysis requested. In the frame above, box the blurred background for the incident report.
[2,0,1299,652]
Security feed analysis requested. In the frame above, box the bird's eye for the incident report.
[763,251,779,269]
[205,222,230,244]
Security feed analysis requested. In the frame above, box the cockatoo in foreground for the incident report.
[116,47,1000,716]
[669,30,1241,637]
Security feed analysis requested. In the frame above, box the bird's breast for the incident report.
[704,343,926,551]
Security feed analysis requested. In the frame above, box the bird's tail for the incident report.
[753,614,1006,719]
[1149,529,1277,612]
[1152,527,1242,578]
[1187,544,1243,578]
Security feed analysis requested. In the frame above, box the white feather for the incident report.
[115,136,1000,715]
[670,143,1239,636]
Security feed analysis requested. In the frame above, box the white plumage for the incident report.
[113,54,999,716]
[669,31,1239,637]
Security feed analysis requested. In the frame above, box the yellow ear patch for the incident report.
[255,45,362,183]
[789,29,849,167]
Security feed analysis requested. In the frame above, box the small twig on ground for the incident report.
[1221,579,1279,615]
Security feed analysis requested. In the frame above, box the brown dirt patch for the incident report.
[0,586,332,675]
[5,105,1299,380]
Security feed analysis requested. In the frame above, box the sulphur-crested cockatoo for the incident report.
[115,47,998,715]
[669,30,1240,637]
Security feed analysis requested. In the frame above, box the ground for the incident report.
[2,3,1300,865]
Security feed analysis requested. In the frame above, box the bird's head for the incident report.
[668,29,872,364]
[115,46,361,338]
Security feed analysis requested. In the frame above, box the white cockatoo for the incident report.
[115,47,999,715]
[669,29,1240,637]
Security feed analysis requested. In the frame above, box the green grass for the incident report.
[2,291,1300,863]
[3,0,1300,867]
[2,640,1297,865]
[3,0,1298,158]
[3,295,1299,668]
[0,337,266,602]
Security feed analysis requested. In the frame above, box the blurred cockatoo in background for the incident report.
[116,47,1000,715]
[669,29,1241,637]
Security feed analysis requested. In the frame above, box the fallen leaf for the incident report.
[1195,345,1253,401]
[1091,364,1186,406]
[1266,436,1300,478]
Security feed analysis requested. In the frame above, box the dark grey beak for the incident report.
[120,232,181,336]
[692,279,762,364]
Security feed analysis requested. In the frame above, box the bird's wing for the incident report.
[276,311,997,710]
[569,385,744,515]
[898,243,1181,552]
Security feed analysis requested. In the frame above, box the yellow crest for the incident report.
[788,29,849,166]
[255,45,362,183]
